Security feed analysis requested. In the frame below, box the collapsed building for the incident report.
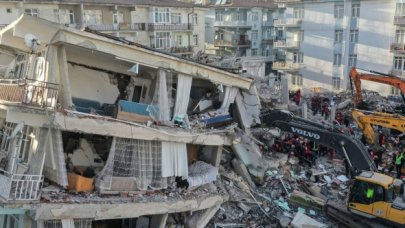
[0,15,264,227]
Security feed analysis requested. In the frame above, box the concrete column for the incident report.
[302,101,308,119]
[331,105,336,123]
[150,214,168,228]
[57,46,73,108]
[211,146,223,168]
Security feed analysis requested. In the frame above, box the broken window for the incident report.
[53,9,75,24]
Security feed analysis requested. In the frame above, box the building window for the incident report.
[155,8,170,23]
[193,34,198,46]
[332,77,341,90]
[251,48,258,56]
[13,54,27,79]
[396,3,405,16]
[352,3,360,18]
[333,54,342,66]
[84,10,102,25]
[155,32,170,49]
[350,29,359,43]
[396,30,405,43]
[251,30,258,40]
[292,74,303,86]
[25,9,39,17]
[277,28,284,39]
[334,4,344,18]
[334,30,343,43]
[299,30,304,41]
[215,11,224,22]
[6,8,11,13]
[349,54,357,67]
[193,13,198,25]
[251,12,259,22]
[171,13,181,24]
[113,11,124,24]
[293,8,304,19]
[265,49,271,57]
[53,9,75,24]
[394,56,405,71]
[176,35,182,46]
[293,52,304,63]
[218,33,224,41]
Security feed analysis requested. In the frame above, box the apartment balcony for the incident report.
[214,39,251,47]
[274,19,302,27]
[87,23,147,31]
[0,169,43,202]
[262,39,274,45]
[213,21,251,28]
[390,43,405,54]
[0,79,58,108]
[167,46,194,54]
[394,16,405,26]
[390,69,405,77]
[273,61,300,71]
[273,40,299,49]
[148,23,192,32]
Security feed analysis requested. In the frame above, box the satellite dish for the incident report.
[24,34,40,51]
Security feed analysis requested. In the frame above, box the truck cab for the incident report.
[348,171,405,225]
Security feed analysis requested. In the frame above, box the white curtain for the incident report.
[148,70,172,125]
[219,86,238,112]
[173,74,192,122]
[161,141,188,178]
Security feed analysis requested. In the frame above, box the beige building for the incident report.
[0,0,206,57]
[0,15,265,227]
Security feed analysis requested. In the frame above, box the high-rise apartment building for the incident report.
[274,0,397,96]
[0,0,205,57]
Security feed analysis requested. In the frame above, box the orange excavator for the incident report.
[349,67,405,108]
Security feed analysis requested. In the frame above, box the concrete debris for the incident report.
[291,211,327,228]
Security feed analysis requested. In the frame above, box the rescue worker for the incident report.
[294,89,301,106]
[396,150,405,178]
[366,185,374,200]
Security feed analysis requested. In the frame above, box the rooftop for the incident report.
[210,0,277,9]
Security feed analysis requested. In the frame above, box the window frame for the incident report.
[193,34,198,46]
[350,29,359,43]
[352,3,360,18]
[335,30,343,43]
[332,77,341,90]
[334,4,344,19]
[25,8,39,17]
[349,54,357,67]
[154,8,170,23]
[333,53,342,66]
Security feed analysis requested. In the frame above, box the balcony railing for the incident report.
[394,16,405,25]
[390,69,405,78]
[273,40,299,49]
[86,23,147,31]
[148,23,192,31]
[390,43,405,53]
[214,39,251,47]
[274,19,302,27]
[0,79,58,108]
[0,169,43,201]
[273,61,300,71]
[168,46,193,53]
[262,39,274,45]
[214,21,250,27]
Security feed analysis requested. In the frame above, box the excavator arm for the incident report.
[261,109,376,172]
[352,108,405,144]
[349,67,405,106]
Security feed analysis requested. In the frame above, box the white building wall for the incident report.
[0,3,20,24]
[355,0,396,96]
[299,2,336,92]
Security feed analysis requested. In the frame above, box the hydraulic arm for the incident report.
[352,109,405,144]
[261,109,376,171]
[349,67,405,106]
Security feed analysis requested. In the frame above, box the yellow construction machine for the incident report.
[352,109,405,145]
[345,171,405,226]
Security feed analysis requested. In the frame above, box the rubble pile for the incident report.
[208,146,353,227]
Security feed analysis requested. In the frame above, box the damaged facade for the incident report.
[0,15,263,227]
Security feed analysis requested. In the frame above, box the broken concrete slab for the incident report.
[232,158,255,188]
[291,211,327,228]
[289,191,326,211]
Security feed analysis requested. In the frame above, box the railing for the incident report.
[273,40,299,48]
[86,23,147,31]
[273,61,300,71]
[214,39,251,46]
[274,19,302,27]
[0,169,43,201]
[0,79,58,108]
[169,46,193,53]
[394,16,405,25]
[214,21,250,27]
[262,39,274,45]
[148,23,192,31]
